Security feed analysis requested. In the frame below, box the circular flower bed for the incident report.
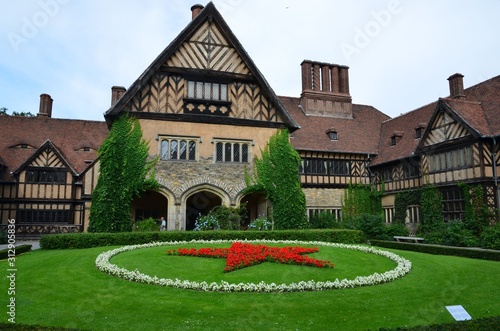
[95,239,412,293]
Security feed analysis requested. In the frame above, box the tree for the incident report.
[0,107,35,116]
[245,129,307,229]
[88,115,158,232]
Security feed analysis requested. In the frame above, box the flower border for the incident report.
[95,239,412,292]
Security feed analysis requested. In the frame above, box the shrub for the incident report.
[384,223,408,238]
[423,221,479,247]
[0,244,32,260]
[39,229,364,249]
[194,214,220,231]
[133,218,159,232]
[480,223,500,250]
[308,211,337,229]
[248,216,272,230]
[0,230,7,244]
[345,214,386,240]
[208,204,247,230]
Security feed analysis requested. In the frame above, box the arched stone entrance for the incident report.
[240,192,269,227]
[131,190,169,222]
[185,191,222,230]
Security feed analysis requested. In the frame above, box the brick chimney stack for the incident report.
[448,73,465,100]
[300,60,352,118]
[38,93,53,118]
[111,86,126,106]
[191,4,204,20]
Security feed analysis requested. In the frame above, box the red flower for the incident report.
[166,242,334,272]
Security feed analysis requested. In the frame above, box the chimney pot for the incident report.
[191,4,204,20]
[38,93,53,118]
[111,86,126,106]
[448,73,465,100]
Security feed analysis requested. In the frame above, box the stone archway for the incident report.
[240,192,269,228]
[185,191,222,230]
[131,190,169,222]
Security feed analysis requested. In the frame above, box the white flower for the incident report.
[95,239,412,293]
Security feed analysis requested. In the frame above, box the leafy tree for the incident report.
[0,107,35,116]
[245,129,307,229]
[12,111,35,117]
[88,115,158,232]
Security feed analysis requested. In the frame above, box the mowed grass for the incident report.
[0,243,499,331]
[110,243,396,284]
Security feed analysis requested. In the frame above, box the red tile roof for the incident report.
[0,116,108,181]
[279,96,390,154]
[461,74,500,136]
[370,102,436,166]
[371,74,500,166]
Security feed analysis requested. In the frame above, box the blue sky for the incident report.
[1,0,499,121]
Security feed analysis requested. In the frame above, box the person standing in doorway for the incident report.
[160,217,166,231]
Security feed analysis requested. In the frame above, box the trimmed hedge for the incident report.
[39,229,365,249]
[0,323,85,330]
[370,240,500,261]
[0,244,32,260]
[2,316,499,331]
[376,316,500,331]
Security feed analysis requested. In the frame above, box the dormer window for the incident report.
[390,131,403,146]
[326,128,338,141]
[414,123,426,139]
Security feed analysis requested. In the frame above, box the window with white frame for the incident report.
[187,81,228,101]
[214,140,251,163]
[160,137,198,161]
[384,206,394,223]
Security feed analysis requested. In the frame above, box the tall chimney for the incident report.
[448,73,465,100]
[299,60,352,118]
[38,93,53,118]
[191,4,204,20]
[111,86,126,106]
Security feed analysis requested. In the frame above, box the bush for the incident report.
[194,214,220,231]
[248,216,272,230]
[384,223,408,238]
[480,223,500,250]
[369,240,500,261]
[133,218,159,232]
[0,323,85,330]
[308,211,338,229]
[0,230,7,244]
[375,315,500,331]
[345,214,386,240]
[208,204,247,230]
[39,229,365,249]
[423,221,479,247]
[0,244,32,260]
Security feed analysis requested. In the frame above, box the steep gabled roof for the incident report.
[370,102,436,166]
[105,2,299,130]
[0,116,108,181]
[13,140,77,176]
[280,96,390,154]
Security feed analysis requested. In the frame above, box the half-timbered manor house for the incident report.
[1,2,499,236]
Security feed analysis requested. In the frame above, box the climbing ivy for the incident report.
[88,115,158,233]
[393,190,420,224]
[419,184,443,231]
[459,183,492,236]
[245,129,307,229]
[341,183,383,221]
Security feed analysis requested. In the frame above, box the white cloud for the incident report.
[1,0,499,120]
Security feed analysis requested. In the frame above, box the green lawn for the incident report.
[1,243,499,331]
